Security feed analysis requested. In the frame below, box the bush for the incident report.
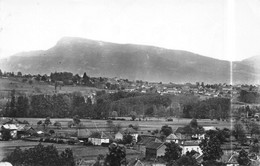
[44,138,50,142]
[84,141,94,146]
[58,140,64,144]
[49,130,55,135]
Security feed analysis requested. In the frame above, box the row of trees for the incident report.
[2,90,232,120]
[3,90,92,118]
[239,89,260,104]
[182,97,231,120]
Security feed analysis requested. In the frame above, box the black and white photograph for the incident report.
[0,0,260,165]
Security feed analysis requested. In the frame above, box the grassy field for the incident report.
[0,140,140,162]
[0,77,98,97]
[16,117,233,132]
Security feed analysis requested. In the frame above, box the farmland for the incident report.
[0,117,232,161]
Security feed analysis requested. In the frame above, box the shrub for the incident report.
[58,140,64,144]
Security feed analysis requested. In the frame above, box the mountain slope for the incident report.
[1,37,258,84]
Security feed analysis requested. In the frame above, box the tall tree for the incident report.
[160,125,173,137]
[9,89,16,117]
[199,136,223,162]
[16,96,29,117]
[105,143,126,166]
[82,72,90,85]
[237,149,250,166]
[233,122,247,144]
[164,141,182,163]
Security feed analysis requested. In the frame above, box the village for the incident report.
[1,112,260,166]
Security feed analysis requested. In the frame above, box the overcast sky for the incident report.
[0,0,260,61]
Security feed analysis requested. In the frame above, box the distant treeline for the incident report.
[239,89,260,104]
[2,90,231,120]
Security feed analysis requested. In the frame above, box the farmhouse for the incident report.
[180,140,202,155]
[145,142,166,160]
[114,131,123,140]
[165,133,179,143]
[124,128,138,142]
[1,124,18,139]
[88,132,109,145]
[137,136,160,154]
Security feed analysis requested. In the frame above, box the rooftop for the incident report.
[146,142,165,150]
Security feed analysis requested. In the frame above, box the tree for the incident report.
[82,72,90,85]
[199,136,223,162]
[249,139,260,154]
[44,117,52,129]
[2,129,12,141]
[37,120,42,126]
[111,111,118,118]
[175,155,199,166]
[105,143,126,166]
[160,125,173,137]
[130,111,137,121]
[237,149,250,166]
[54,121,62,129]
[246,121,260,136]
[106,120,114,133]
[164,141,182,163]
[9,89,16,117]
[73,115,81,125]
[123,134,133,144]
[233,122,247,144]
[17,71,22,77]
[113,123,122,133]
[2,144,75,166]
[16,96,29,117]
[190,118,198,128]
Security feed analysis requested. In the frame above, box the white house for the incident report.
[114,131,123,140]
[88,132,109,145]
[180,140,202,155]
[165,133,179,143]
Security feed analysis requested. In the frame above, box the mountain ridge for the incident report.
[1,37,259,84]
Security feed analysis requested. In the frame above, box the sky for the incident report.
[0,0,260,61]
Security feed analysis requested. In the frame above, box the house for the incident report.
[88,132,110,145]
[175,127,204,140]
[124,128,138,142]
[17,125,36,138]
[127,159,144,166]
[226,153,239,166]
[137,136,158,154]
[165,133,179,143]
[115,131,123,140]
[221,142,240,156]
[145,142,166,160]
[180,140,202,155]
[203,126,216,131]
[1,124,18,139]
[219,152,239,166]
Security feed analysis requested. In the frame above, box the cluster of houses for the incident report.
[131,125,260,166]
[2,117,260,166]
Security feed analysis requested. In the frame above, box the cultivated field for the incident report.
[16,117,233,132]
